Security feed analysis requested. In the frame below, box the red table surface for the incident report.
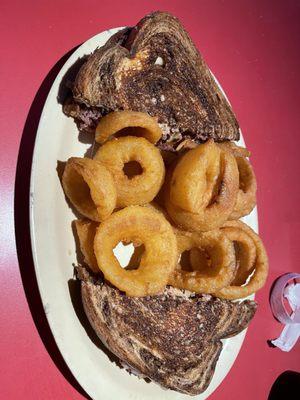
[1,0,300,399]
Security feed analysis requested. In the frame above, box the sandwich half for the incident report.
[79,267,256,396]
[64,11,240,151]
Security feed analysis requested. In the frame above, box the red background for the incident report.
[1,0,300,399]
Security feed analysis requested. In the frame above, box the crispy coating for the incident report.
[74,219,99,273]
[229,156,257,219]
[62,157,117,221]
[218,143,257,220]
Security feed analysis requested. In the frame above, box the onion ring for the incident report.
[94,136,165,207]
[62,157,117,221]
[218,143,257,219]
[165,140,239,232]
[74,219,99,273]
[229,156,257,219]
[169,140,221,212]
[168,229,236,293]
[218,142,250,158]
[93,206,177,296]
[215,220,269,299]
[189,228,255,283]
[221,225,256,285]
[95,111,162,144]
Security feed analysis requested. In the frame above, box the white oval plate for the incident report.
[30,27,257,400]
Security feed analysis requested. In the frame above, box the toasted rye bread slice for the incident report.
[64,11,240,151]
[79,268,256,395]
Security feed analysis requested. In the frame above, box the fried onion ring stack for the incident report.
[62,110,268,299]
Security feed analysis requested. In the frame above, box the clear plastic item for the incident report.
[270,273,300,351]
